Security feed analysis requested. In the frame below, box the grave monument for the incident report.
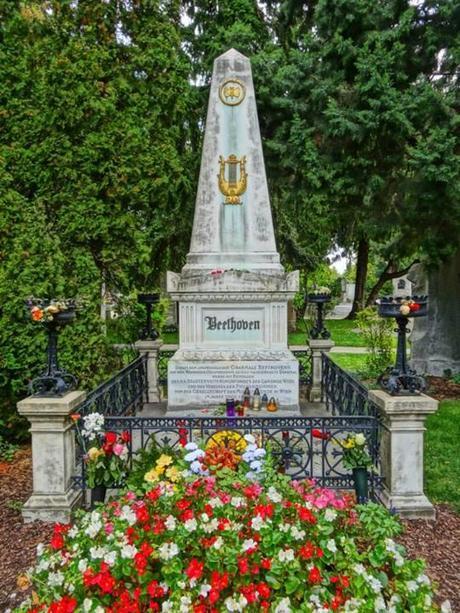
[167,49,299,410]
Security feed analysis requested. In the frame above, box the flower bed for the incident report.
[16,438,440,612]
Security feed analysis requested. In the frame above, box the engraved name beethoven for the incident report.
[204,316,260,333]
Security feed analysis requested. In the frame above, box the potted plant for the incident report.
[337,432,373,503]
[72,412,131,508]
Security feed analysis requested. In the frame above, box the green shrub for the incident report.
[356,307,393,378]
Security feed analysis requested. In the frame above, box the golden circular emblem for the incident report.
[219,78,246,106]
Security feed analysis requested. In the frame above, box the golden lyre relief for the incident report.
[219,78,246,106]
[217,154,248,205]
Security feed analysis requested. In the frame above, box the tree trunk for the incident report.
[347,238,369,319]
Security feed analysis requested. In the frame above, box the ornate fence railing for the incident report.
[73,414,382,495]
[322,353,379,417]
[78,354,148,417]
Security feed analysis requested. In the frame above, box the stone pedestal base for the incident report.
[369,390,438,520]
[22,488,83,524]
[135,339,163,403]
[377,488,436,520]
[168,355,299,410]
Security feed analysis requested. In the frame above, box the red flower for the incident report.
[146,487,161,502]
[50,533,64,550]
[186,558,204,580]
[298,541,315,559]
[180,508,194,522]
[208,589,220,605]
[48,596,77,613]
[121,430,131,443]
[147,580,165,599]
[176,498,192,511]
[260,558,271,570]
[135,505,149,524]
[210,571,229,591]
[260,602,270,610]
[98,570,116,594]
[254,503,274,519]
[311,428,331,440]
[140,541,153,557]
[134,552,148,574]
[298,506,317,524]
[238,558,249,574]
[309,566,322,584]
[409,302,421,312]
[257,583,271,599]
[104,431,117,445]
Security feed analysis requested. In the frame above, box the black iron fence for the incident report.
[73,414,382,495]
[78,354,148,417]
[322,353,380,418]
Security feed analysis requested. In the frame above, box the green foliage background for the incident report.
[0,0,459,439]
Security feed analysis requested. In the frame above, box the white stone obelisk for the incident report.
[167,49,299,410]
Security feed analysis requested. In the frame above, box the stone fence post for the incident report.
[17,391,86,523]
[368,390,438,519]
[135,339,163,404]
[308,339,335,402]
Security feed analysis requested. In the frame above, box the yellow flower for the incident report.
[206,430,246,452]
[156,454,173,468]
[88,447,105,461]
[340,439,355,449]
[17,574,31,591]
[144,468,161,483]
[165,466,181,483]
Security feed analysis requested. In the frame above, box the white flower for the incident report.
[90,546,106,559]
[85,518,102,539]
[374,596,387,612]
[279,523,291,533]
[291,526,306,541]
[121,544,137,559]
[184,518,198,532]
[82,413,104,440]
[244,434,256,444]
[242,538,257,552]
[161,603,174,612]
[179,596,192,612]
[37,558,50,573]
[365,574,383,593]
[274,597,292,613]
[165,515,176,530]
[249,460,263,472]
[158,542,179,560]
[253,448,266,458]
[326,539,337,553]
[440,602,452,613]
[353,563,366,575]
[47,571,64,587]
[185,449,205,462]
[78,559,88,573]
[355,433,366,445]
[267,486,282,503]
[104,551,117,566]
[417,574,431,586]
[209,497,223,508]
[231,497,245,508]
[184,442,198,451]
[203,518,219,533]
[324,508,337,522]
[251,516,265,531]
[36,543,45,556]
[278,548,295,563]
[213,536,224,550]
[83,599,94,612]
[406,580,418,593]
[200,584,211,597]
[120,505,137,526]
[68,526,78,538]
[224,595,248,612]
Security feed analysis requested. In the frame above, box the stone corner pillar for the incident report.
[17,390,86,524]
[308,339,335,402]
[134,339,163,403]
[368,390,438,520]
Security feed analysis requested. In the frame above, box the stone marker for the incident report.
[167,49,299,410]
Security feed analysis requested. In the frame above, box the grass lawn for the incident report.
[329,352,368,373]
[425,400,460,513]
[288,319,364,347]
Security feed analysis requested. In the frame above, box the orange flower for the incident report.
[70,414,81,422]
[30,306,43,321]
[17,574,31,591]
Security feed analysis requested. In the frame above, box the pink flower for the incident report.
[104,522,114,534]
[113,443,126,457]
[126,491,136,500]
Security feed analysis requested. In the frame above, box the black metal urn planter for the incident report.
[376,295,428,396]
[307,289,331,340]
[26,298,78,397]
[137,293,160,340]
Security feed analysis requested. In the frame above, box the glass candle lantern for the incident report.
[226,398,236,417]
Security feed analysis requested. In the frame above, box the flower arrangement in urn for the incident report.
[336,432,373,504]
[27,298,76,323]
[73,412,131,504]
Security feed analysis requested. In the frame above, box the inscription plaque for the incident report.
[168,360,298,407]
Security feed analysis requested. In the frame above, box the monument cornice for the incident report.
[171,349,296,361]
[168,292,297,303]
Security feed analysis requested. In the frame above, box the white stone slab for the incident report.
[168,359,299,408]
